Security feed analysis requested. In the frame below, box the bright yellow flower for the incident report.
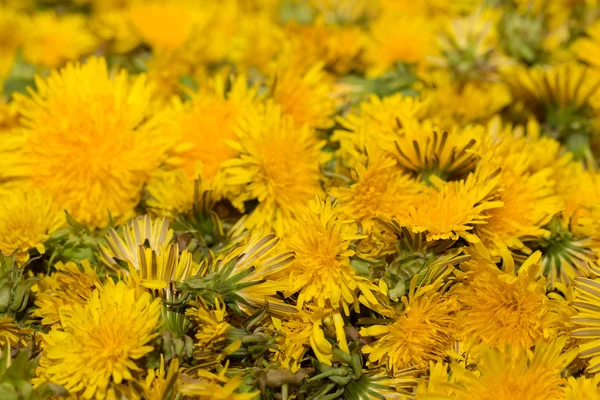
[223,103,327,235]
[0,188,64,263]
[22,12,96,69]
[193,233,295,316]
[453,251,563,352]
[99,215,173,271]
[365,13,437,76]
[269,59,336,129]
[33,260,99,326]
[186,298,233,365]
[14,57,170,229]
[284,198,372,313]
[505,62,600,151]
[41,280,161,399]
[328,149,423,232]
[476,162,562,254]
[394,171,503,242]
[430,9,507,84]
[361,271,458,374]
[134,243,196,296]
[422,338,577,400]
[272,307,347,370]
[391,123,485,182]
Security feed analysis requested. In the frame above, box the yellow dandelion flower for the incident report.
[571,276,600,373]
[453,251,561,352]
[269,59,336,130]
[422,338,577,400]
[272,305,351,369]
[182,233,295,316]
[0,317,32,347]
[22,12,96,69]
[430,9,507,84]
[223,103,327,235]
[174,73,259,186]
[145,168,195,218]
[365,13,437,76]
[284,198,371,312]
[135,243,196,295]
[15,57,171,229]
[395,171,503,242]
[33,259,99,326]
[392,123,485,182]
[476,162,562,254]
[0,188,64,263]
[505,62,600,154]
[99,215,173,271]
[328,149,423,232]
[186,298,233,365]
[42,280,161,400]
[360,271,459,374]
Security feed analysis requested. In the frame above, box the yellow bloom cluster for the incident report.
[2,0,600,399]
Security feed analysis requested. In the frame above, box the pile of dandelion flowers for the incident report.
[223,102,328,235]
[14,57,171,229]
[42,279,161,399]
[284,197,375,314]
